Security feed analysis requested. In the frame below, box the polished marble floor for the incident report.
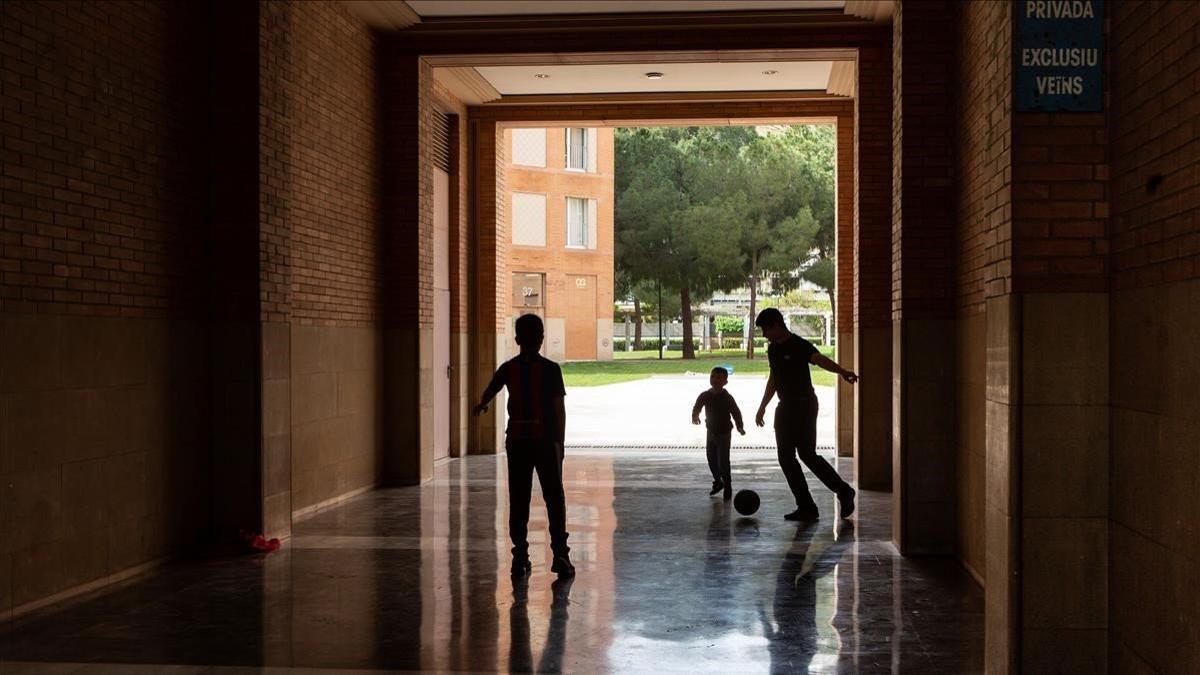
[0,451,984,673]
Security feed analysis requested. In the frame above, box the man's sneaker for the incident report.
[723,485,733,501]
[783,507,820,522]
[838,487,857,519]
[510,557,531,578]
[709,479,723,496]
[550,554,576,577]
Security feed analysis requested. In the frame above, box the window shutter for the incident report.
[587,199,598,249]
[587,128,598,173]
[432,112,452,172]
[512,128,547,167]
[512,193,547,246]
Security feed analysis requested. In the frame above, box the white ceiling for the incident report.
[476,61,834,95]
[405,1,845,17]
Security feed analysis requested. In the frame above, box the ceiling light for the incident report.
[762,70,779,75]
[645,72,664,80]
[534,73,550,79]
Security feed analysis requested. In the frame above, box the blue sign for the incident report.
[1014,0,1104,112]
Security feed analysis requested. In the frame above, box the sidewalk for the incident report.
[564,373,836,448]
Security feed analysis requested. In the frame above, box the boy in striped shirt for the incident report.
[474,314,575,578]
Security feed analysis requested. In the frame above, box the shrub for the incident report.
[713,316,744,334]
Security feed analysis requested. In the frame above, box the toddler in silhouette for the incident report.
[692,366,745,500]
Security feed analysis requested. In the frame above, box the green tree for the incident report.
[615,127,745,359]
[615,124,835,360]
[728,129,823,358]
[780,126,837,314]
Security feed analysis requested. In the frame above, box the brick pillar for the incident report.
[854,41,894,491]
[958,3,1111,671]
[835,110,856,458]
[258,0,295,542]
[468,119,506,454]
[1005,112,1111,674]
[891,0,956,555]
[382,48,436,483]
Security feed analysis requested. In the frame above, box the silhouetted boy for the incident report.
[753,308,858,521]
[692,366,745,500]
[474,314,575,578]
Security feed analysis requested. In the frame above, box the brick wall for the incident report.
[1108,1,1200,672]
[855,45,893,330]
[1110,1,1200,290]
[256,2,383,515]
[953,0,1012,584]
[1,0,208,318]
[835,109,855,335]
[892,0,954,320]
[1,0,212,616]
[955,0,1012,314]
[1011,112,1109,292]
[260,2,380,328]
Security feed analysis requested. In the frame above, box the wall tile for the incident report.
[5,468,62,554]
[292,373,337,425]
[59,317,149,388]
[1022,517,1107,630]
[262,322,291,381]
[1022,628,1107,673]
[985,400,1014,515]
[0,316,61,393]
[1021,405,1108,518]
[0,550,11,612]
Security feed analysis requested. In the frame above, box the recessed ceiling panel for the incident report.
[406,1,845,17]
[476,61,834,95]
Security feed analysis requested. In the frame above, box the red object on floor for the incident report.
[239,529,282,553]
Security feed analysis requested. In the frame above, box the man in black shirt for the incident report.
[753,308,858,521]
[474,314,575,578]
[692,366,746,500]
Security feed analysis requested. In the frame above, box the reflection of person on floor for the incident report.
[692,366,746,500]
[753,308,858,521]
[759,521,854,674]
[509,576,575,673]
[474,313,575,578]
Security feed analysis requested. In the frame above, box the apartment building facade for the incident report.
[504,127,615,361]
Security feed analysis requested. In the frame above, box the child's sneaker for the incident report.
[550,554,576,577]
[709,479,723,496]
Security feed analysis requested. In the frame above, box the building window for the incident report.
[511,193,546,246]
[512,272,544,308]
[566,197,589,248]
[512,128,546,167]
[565,128,587,171]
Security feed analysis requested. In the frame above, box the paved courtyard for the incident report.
[565,374,837,449]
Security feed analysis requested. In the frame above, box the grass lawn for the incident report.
[563,347,838,387]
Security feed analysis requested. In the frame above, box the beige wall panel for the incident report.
[291,326,383,514]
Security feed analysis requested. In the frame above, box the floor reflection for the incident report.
[761,521,853,673]
[0,451,983,673]
[510,575,575,673]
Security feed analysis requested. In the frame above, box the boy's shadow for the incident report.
[509,575,575,673]
[759,520,855,674]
